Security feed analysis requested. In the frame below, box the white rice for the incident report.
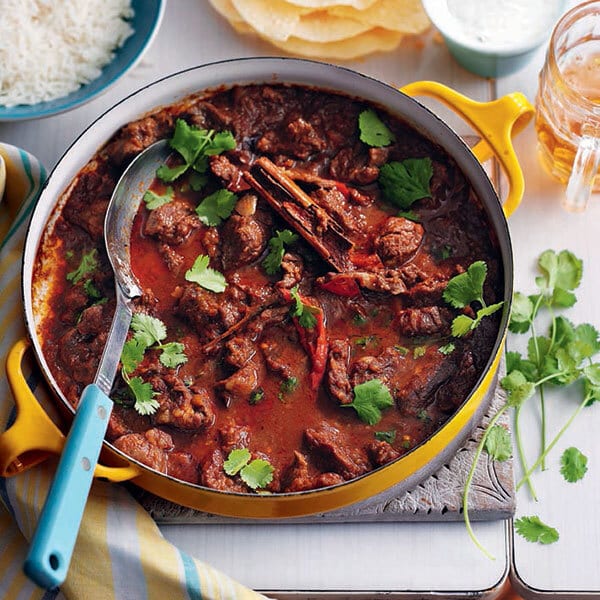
[0,0,134,107]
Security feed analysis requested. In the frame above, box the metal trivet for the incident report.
[133,364,514,524]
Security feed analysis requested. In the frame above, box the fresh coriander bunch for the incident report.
[463,249,600,558]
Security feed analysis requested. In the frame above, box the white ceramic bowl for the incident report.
[422,0,565,77]
[0,0,165,121]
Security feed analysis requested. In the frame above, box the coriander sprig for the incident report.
[463,249,599,557]
[443,260,504,337]
[156,119,236,184]
[120,313,188,415]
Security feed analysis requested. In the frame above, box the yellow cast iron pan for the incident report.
[0,58,533,519]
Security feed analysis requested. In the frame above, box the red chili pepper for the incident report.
[319,275,361,298]
[334,182,350,200]
[281,288,328,391]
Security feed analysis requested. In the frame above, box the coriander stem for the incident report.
[539,384,547,471]
[514,402,538,501]
[516,394,589,490]
[463,405,508,560]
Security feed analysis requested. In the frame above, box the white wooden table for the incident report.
[1,1,598,597]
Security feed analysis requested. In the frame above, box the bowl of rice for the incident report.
[0,0,165,121]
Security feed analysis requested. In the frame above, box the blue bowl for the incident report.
[0,0,165,121]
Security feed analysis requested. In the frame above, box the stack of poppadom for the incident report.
[208,0,430,60]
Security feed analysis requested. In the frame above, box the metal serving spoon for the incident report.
[24,140,170,590]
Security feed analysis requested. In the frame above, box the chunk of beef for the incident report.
[367,440,401,467]
[305,423,370,480]
[259,338,294,379]
[329,144,380,185]
[76,303,106,336]
[283,451,313,492]
[375,217,424,267]
[216,361,260,407]
[224,336,256,369]
[61,285,89,324]
[350,346,404,389]
[200,448,246,492]
[434,350,477,413]
[143,199,200,245]
[256,117,326,160]
[318,270,407,295]
[395,347,457,416]
[326,339,352,405]
[220,211,271,270]
[158,243,184,274]
[396,306,453,337]
[276,252,304,290]
[104,113,174,167]
[148,373,215,430]
[58,327,106,384]
[401,277,449,307]
[202,226,221,261]
[112,428,173,473]
[310,188,365,234]
[167,451,199,484]
[219,424,251,454]
[175,284,245,342]
[209,154,250,192]
[187,100,233,129]
[62,165,114,240]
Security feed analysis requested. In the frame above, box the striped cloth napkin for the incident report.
[0,143,269,600]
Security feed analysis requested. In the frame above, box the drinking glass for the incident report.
[535,0,600,211]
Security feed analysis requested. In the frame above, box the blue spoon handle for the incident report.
[23,384,113,590]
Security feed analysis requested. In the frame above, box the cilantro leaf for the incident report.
[189,171,208,192]
[223,448,251,476]
[500,370,535,407]
[378,158,433,210]
[195,189,237,226]
[83,278,102,300]
[560,447,588,483]
[438,342,456,355]
[128,377,159,416]
[484,425,512,461]
[156,163,189,183]
[131,313,167,347]
[515,516,559,545]
[509,292,535,334]
[289,285,318,329]
[185,254,228,293]
[536,249,582,303]
[443,261,487,308]
[157,120,236,182]
[451,314,475,337]
[170,119,210,165]
[397,210,420,222]
[121,338,147,375]
[505,351,538,382]
[263,229,299,275]
[240,459,274,490]
[344,379,394,425]
[66,249,98,284]
[358,108,395,147]
[143,186,174,210]
[159,342,188,368]
[375,430,396,443]
[204,130,237,155]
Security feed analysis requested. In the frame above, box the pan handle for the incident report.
[400,81,534,219]
[0,339,140,482]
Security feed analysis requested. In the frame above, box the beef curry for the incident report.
[35,84,503,494]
